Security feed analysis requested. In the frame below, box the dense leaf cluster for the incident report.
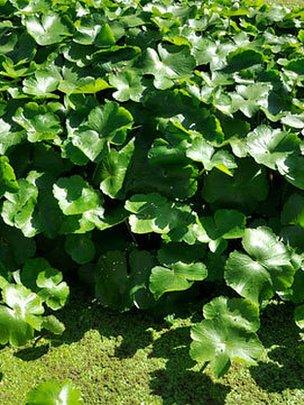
[0,0,304,377]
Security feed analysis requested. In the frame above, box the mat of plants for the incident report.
[0,0,304,395]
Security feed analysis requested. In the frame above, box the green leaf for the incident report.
[1,0,304,363]
[109,70,146,102]
[95,250,132,311]
[225,251,273,304]
[22,258,69,310]
[192,39,235,71]
[32,174,65,239]
[143,44,195,90]
[0,261,11,289]
[295,305,304,329]
[70,130,103,162]
[281,194,304,228]
[59,206,126,235]
[87,101,133,145]
[231,84,272,118]
[95,249,155,311]
[0,118,25,154]
[127,129,198,199]
[37,271,69,311]
[203,159,269,212]
[26,381,84,405]
[10,0,52,13]
[186,137,237,176]
[23,67,61,98]
[298,30,304,42]
[96,23,116,47]
[59,77,111,95]
[281,226,304,255]
[281,114,304,129]
[42,315,65,335]
[33,144,73,177]
[0,223,36,265]
[2,176,40,237]
[0,55,30,79]
[23,13,71,46]
[190,297,263,378]
[226,48,265,72]
[0,306,34,347]
[65,234,95,264]
[276,153,304,191]
[280,268,304,304]
[53,175,102,216]
[125,193,197,244]
[148,135,189,167]
[125,193,173,234]
[0,156,18,196]
[59,214,95,235]
[160,111,226,145]
[246,125,300,170]
[201,209,246,246]
[83,206,127,232]
[203,296,260,333]
[0,284,44,346]
[242,227,292,272]
[284,58,304,75]
[225,227,295,304]
[157,243,205,267]
[13,102,62,143]
[95,138,135,198]
[73,19,102,45]
[92,44,140,67]
[149,266,191,299]
[149,241,207,299]
[129,249,156,310]
[150,262,207,299]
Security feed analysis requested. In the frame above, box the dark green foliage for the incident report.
[0,0,304,379]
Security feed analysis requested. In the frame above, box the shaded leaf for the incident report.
[53,175,102,216]
[190,297,263,378]
[95,138,135,198]
[65,234,95,264]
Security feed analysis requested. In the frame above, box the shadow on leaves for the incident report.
[14,344,50,361]
[10,289,230,403]
[250,302,304,393]
[149,326,229,404]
